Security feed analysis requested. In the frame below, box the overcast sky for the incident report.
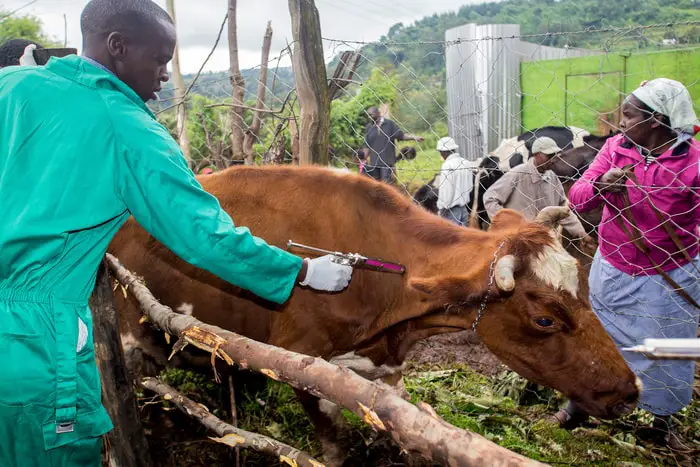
[2,0,481,73]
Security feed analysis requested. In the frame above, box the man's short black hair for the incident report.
[80,0,173,38]
[0,39,41,68]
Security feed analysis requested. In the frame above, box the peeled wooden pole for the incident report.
[106,253,544,467]
[141,378,321,467]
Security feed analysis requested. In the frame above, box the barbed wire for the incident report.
[322,21,700,47]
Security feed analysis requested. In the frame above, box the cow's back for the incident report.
[109,166,410,368]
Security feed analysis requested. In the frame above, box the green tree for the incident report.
[329,67,398,160]
[0,12,60,46]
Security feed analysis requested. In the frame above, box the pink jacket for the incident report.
[569,134,699,275]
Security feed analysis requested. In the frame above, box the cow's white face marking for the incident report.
[176,302,194,316]
[531,233,580,297]
[329,352,404,381]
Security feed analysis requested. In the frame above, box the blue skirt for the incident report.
[589,252,700,416]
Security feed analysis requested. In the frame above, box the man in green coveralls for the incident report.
[0,1,353,464]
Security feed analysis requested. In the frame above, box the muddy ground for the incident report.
[406,330,503,375]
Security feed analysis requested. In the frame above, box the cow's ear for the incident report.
[409,275,483,306]
[488,209,528,233]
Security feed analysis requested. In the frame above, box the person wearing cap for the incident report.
[0,39,41,68]
[483,136,590,240]
[564,78,700,450]
[435,137,474,226]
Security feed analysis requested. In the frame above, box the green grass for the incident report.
[146,364,699,466]
[395,146,443,192]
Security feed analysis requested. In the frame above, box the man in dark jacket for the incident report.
[362,106,423,183]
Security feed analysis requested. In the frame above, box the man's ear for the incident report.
[107,32,127,60]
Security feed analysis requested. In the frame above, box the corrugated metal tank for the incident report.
[445,23,600,160]
[445,24,483,161]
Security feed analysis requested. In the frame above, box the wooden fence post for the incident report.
[91,262,152,467]
[165,0,192,167]
[228,0,247,163]
[288,0,330,166]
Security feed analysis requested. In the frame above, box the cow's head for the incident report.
[408,207,640,420]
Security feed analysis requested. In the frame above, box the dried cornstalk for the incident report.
[141,378,322,467]
[106,253,543,466]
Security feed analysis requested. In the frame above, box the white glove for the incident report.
[19,44,38,66]
[299,255,353,292]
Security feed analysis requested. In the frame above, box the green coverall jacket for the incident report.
[0,55,302,464]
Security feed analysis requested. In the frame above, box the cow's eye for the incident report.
[535,317,554,328]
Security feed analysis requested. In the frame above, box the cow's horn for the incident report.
[494,254,516,291]
[535,206,571,228]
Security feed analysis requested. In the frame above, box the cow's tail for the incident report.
[468,169,485,229]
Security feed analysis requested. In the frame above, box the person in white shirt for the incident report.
[436,137,474,226]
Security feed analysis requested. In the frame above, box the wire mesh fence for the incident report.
[153,19,699,410]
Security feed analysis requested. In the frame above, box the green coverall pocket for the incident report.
[0,333,56,406]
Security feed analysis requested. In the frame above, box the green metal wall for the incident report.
[521,47,700,135]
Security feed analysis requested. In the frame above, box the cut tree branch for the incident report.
[327,51,362,102]
[106,253,543,467]
[141,378,321,467]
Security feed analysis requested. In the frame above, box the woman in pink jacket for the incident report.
[562,78,699,451]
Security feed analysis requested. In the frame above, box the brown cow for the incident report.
[109,166,640,464]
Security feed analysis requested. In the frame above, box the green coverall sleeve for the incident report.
[113,123,302,305]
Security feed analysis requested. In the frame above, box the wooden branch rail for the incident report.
[106,253,544,467]
[141,378,322,467]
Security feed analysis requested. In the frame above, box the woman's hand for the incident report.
[597,168,627,194]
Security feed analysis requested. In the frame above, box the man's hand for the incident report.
[414,136,425,143]
[299,255,353,292]
[597,168,626,193]
[19,44,38,66]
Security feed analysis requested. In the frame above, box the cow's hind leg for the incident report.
[295,390,349,467]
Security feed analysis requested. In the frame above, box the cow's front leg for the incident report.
[295,390,348,467]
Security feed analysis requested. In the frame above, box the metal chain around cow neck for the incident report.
[471,239,508,333]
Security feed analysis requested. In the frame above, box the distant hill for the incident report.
[157,0,699,111]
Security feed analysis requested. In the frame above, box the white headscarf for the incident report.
[631,78,699,136]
